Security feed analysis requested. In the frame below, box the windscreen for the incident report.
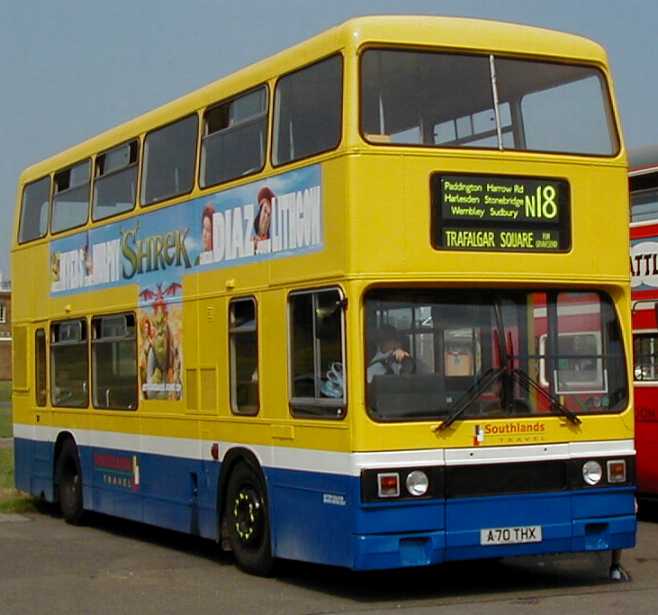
[365,289,627,422]
[361,49,618,155]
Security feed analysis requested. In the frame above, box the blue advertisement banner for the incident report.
[49,164,323,296]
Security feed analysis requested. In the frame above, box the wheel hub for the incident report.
[233,487,263,545]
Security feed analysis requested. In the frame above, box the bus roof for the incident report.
[19,15,610,184]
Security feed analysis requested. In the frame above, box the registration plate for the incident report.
[480,525,542,545]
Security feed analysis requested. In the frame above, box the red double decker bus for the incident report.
[630,145,658,501]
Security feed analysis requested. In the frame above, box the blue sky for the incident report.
[1,0,657,279]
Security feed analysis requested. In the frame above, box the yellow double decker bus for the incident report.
[12,16,635,576]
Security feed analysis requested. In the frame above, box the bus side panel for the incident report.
[268,469,448,570]
[140,451,208,537]
[85,445,144,524]
[267,468,353,567]
[85,446,219,540]
[13,437,56,502]
[634,385,658,496]
[13,437,34,495]
[201,460,221,541]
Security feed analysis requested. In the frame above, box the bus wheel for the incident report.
[226,462,273,576]
[56,440,85,525]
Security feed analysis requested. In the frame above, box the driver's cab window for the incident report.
[288,288,346,418]
[366,302,484,383]
[365,289,626,422]
[364,292,505,421]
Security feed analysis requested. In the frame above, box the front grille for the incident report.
[445,460,568,498]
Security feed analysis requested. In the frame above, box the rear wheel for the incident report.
[226,462,273,576]
[56,440,84,525]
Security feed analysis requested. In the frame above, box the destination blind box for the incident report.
[431,173,571,253]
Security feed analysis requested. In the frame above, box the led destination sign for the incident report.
[432,174,570,253]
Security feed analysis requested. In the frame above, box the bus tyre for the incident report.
[56,440,85,525]
[226,462,273,576]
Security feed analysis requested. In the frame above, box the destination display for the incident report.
[432,174,570,252]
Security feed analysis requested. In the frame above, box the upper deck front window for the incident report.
[360,49,618,156]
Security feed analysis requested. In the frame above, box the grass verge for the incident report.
[0,447,37,513]
[0,380,10,402]
[0,405,11,438]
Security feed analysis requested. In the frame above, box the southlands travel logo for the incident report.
[473,422,546,445]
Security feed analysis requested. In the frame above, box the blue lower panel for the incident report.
[353,531,446,570]
[87,446,220,540]
[349,488,636,570]
[13,437,219,541]
[572,516,636,552]
[268,468,353,567]
[13,438,33,494]
[14,437,55,501]
[445,491,572,561]
[14,437,637,571]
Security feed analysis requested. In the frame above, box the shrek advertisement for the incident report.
[49,165,323,400]
[432,174,570,252]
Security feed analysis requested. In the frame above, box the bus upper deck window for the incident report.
[273,55,343,166]
[495,58,617,155]
[18,176,51,243]
[201,87,268,187]
[141,114,198,206]
[93,140,139,221]
[360,49,618,156]
[51,160,91,234]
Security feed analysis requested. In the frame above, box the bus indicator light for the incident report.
[607,460,626,483]
[377,472,400,498]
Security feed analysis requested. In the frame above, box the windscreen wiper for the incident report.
[512,368,582,426]
[436,365,581,431]
[436,366,505,431]
[437,300,509,432]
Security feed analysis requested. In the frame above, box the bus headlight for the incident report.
[406,470,429,496]
[582,460,603,486]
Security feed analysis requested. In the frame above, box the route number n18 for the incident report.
[525,185,558,219]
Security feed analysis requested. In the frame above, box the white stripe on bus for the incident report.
[12,423,634,477]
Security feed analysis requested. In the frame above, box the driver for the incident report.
[367,325,412,383]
